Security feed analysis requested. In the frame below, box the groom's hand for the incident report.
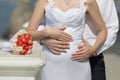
[71,38,96,62]
[41,39,70,55]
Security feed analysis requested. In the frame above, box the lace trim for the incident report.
[48,0,54,7]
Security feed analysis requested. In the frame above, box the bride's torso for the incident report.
[43,0,87,54]
[41,1,91,80]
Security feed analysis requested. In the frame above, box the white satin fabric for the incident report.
[42,0,91,80]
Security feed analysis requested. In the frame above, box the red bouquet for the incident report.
[12,29,33,55]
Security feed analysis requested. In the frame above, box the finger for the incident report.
[50,40,70,49]
[61,32,73,41]
[55,44,70,49]
[57,36,71,42]
[58,36,72,42]
[72,50,85,56]
[55,41,70,49]
[51,50,61,55]
[75,58,86,62]
[57,41,70,45]
[48,47,63,55]
[77,47,86,52]
[77,50,86,55]
[71,56,85,61]
[71,54,86,60]
[72,57,85,61]
[72,52,85,57]
[76,54,88,59]
[50,40,69,45]
[53,47,67,53]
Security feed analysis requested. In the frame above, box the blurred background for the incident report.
[0,0,120,80]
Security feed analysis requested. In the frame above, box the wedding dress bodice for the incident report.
[45,0,87,43]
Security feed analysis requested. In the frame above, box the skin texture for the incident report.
[27,0,72,41]
[27,0,107,61]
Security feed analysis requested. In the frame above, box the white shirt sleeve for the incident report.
[96,0,119,55]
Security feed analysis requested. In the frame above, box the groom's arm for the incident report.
[71,0,119,61]
[96,0,119,55]
[82,0,119,55]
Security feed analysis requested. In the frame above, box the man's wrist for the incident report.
[92,52,97,56]
[90,46,97,57]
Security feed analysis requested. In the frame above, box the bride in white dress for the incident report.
[27,0,107,80]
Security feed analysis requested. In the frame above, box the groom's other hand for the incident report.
[41,39,70,55]
[71,38,96,62]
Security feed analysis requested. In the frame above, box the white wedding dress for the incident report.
[41,0,91,80]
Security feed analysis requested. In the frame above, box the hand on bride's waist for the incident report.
[45,27,73,42]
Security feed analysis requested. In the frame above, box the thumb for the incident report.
[82,37,90,46]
